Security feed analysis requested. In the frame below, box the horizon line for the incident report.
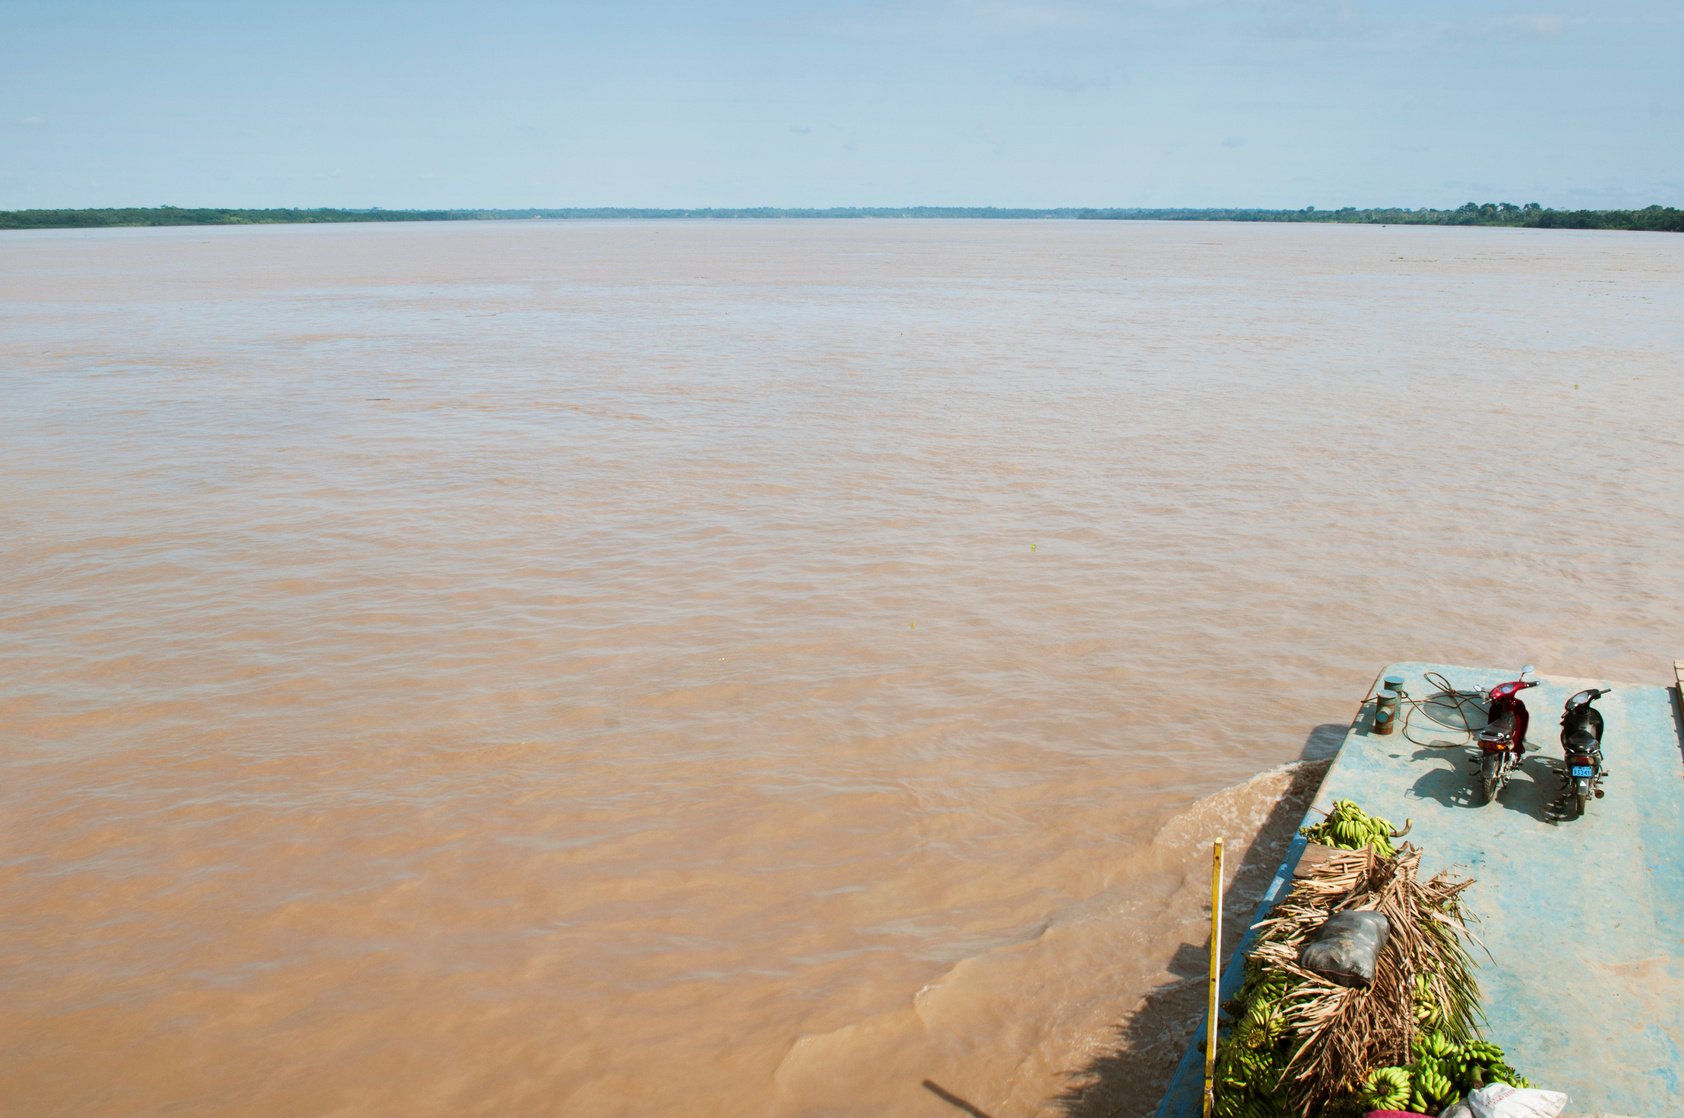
[9,202,1684,214]
[6,203,1681,234]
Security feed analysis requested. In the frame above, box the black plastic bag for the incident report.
[1299,910,1389,987]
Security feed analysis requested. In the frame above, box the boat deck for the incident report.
[1155,661,1684,1117]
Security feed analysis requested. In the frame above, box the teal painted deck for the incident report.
[1156,662,1684,1118]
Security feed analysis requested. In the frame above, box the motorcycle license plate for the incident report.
[1570,765,1595,778]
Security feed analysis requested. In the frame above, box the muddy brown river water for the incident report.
[2,219,1681,1116]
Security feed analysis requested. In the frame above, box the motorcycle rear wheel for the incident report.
[1480,760,1500,805]
[1574,790,1589,817]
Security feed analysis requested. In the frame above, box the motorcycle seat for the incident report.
[1565,730,1600,752]
[1481,710,1522,737]
[1479,711,1517,742]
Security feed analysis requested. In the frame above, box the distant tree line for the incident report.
[0,206,458,229]
[1071,202,1684,232]
[2,203,1681,232]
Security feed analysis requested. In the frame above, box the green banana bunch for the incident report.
[1213,1076,1283,1118]
[1463,1040,1503,1062]
[1299,800,1400,855]
[1359,1066,1411,1111]
[1387,1032,1534,1104]
[1440,1041,1473,1086]
[1210,963,1299,1117]
[1411,1030,1455,1061]
[1414,1063,1456,1108]
[1243,1003,1286,1048]
[1411,971,1446,1031]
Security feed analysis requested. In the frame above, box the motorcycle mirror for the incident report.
[1519,664,1535,679]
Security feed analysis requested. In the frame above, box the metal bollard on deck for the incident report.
[1374,688,1399,734]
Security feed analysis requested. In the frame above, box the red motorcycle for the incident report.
[1471,668,1538,805]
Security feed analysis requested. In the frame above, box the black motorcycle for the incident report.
[1556,688,1612,820]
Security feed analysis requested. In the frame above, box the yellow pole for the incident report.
[1204,838,1224,1118]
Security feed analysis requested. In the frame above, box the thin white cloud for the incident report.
[1254,4,1579,47]
[1256,0,1364,41]
[949,0,1106,31]
[1504,12,1568,38]
[1017,69,1111,93]
[1435,11,1574,44]
[810,0,1112,39]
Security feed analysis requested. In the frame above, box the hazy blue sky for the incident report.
[2,0,1679,209]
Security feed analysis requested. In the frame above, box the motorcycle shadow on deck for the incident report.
[1408,746,1561,821]
[1403,685,1561,821]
